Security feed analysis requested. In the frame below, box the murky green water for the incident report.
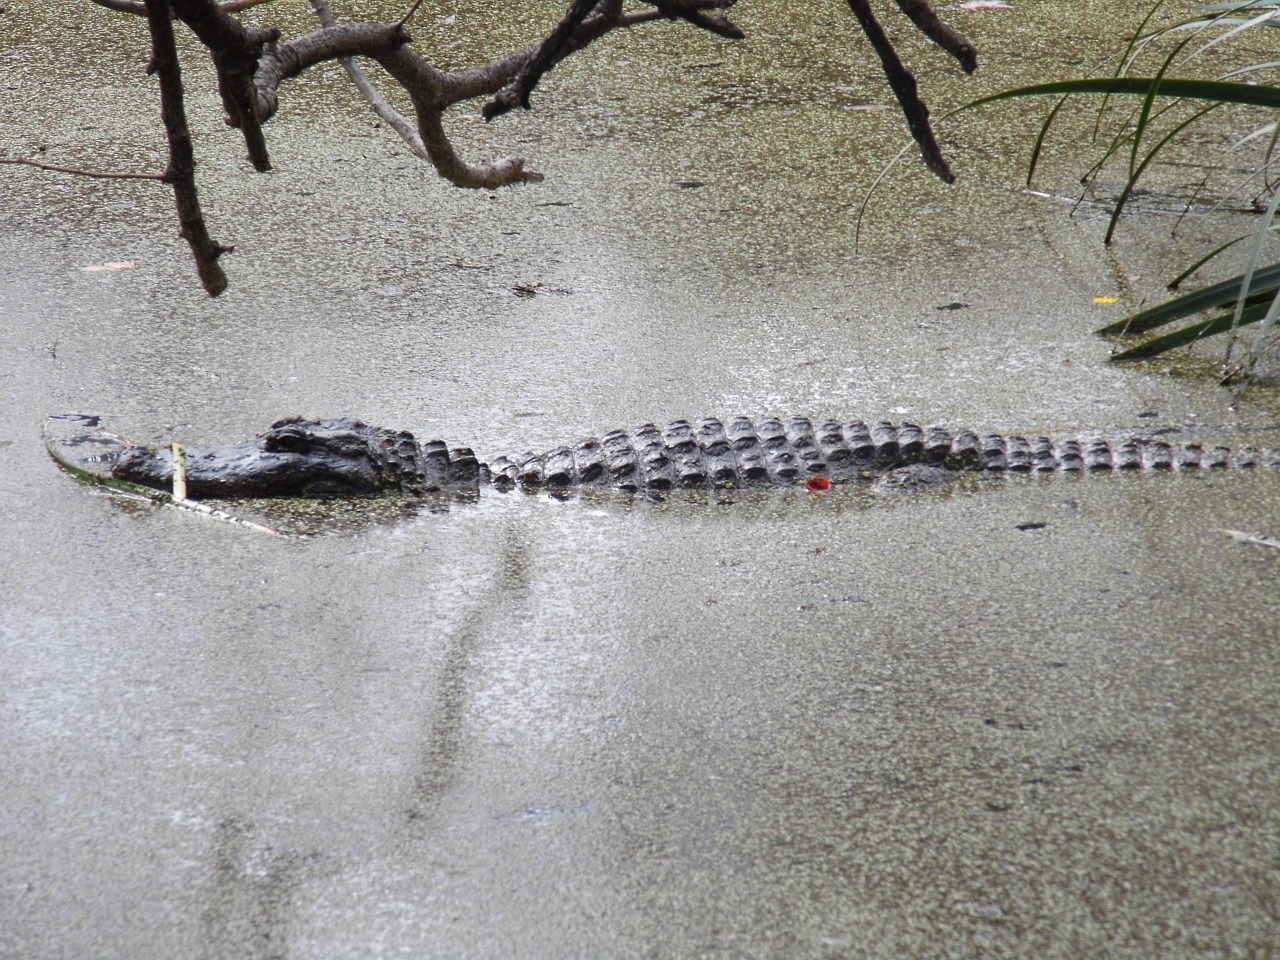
[2,2,1279,957]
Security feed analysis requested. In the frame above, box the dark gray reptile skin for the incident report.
[108,415,1279,498]
[472,415,1270,491]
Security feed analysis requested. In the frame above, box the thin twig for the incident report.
[308,0,429,159]
[396,0,424,30]
[0,157,167,181]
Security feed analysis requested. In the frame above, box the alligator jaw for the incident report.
[106,418,464,498]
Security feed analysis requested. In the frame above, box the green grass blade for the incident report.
[1108,0,1173,128]
[1078,95,1190,191]
[1026,95,1069,185]
[1166,233,1252,288]
[1225,166,1280,363]
[1126,36,1191,182]
[1194,3,1280,10]
[1249,284,1280,361]
[964,77,1280,112]
[1110,304,1268,360]
[1174,17,1280,26]
[1098,264,1280,335]
[1106,101,1221,243]
[1163,8,1280,68]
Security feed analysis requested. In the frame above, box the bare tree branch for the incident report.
[87,0,275,15]
[27,0,980,292]
[145,0,231,296]
[395,0,425,30]
[482,0,600,122]
[846,0,954,183]
[437,9,664,105]
[0,156,167,181]
[894,0,977,73]
[413,107,538,188]
[483,1,742,122]
[332,5,668,187]
[649,0,745,40]
[308,0,429,160]
[372,46,537,186]
[253,22,411,121]
[167,0,279,170]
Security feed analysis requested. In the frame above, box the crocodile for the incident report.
[45,413,1280,499]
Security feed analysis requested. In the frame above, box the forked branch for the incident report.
[847,0,956,183]
[42,0,978,293]
[483,0,743,122]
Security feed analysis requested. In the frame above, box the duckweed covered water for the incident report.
[2,2,1279,957]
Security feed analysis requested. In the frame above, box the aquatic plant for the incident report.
[973,0,1280,382]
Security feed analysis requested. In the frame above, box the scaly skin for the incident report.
[104,415,1280,498]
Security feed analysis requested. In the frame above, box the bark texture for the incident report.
[47,0,981,293]
[145,0,230,296]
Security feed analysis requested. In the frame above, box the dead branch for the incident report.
[648,0,745,40]
[253,22,412,122]
[484,1,742,121]
[395,0,424,30]
[846,0,955,183]
[894,0,977,73]
[438,9,665,105]
[413,108,538,188]
[145,0,231,296]
[168,0,279,170]
[482,0,600,122]
[307,0,428,160]
[0,157,167,181]
[87,0,274,14]
[321,3,669,187]
[29,0,979,293]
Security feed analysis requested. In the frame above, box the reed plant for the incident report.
[973,1,1280,381]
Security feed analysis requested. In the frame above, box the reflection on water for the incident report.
[201,816,306,960]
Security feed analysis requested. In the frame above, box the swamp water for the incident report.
[2,2,1278,956]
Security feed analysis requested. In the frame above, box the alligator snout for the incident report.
[113,434,388,497]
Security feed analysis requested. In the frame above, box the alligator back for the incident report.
[483,416,1280,491]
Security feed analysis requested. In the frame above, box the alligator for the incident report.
[45,413,1280,500]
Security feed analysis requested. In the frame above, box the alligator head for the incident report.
[111,417,433,498]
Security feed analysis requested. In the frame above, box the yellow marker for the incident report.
[1093,296,1120,304]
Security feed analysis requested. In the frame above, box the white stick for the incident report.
[171,442,188,501]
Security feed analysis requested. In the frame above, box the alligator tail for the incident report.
[483,417,1280,491]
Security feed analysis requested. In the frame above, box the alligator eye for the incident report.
[266,429,304,452]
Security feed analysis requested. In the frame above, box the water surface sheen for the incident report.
[2,2,1278,957]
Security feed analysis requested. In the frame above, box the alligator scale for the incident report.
[45,413,1280,500]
